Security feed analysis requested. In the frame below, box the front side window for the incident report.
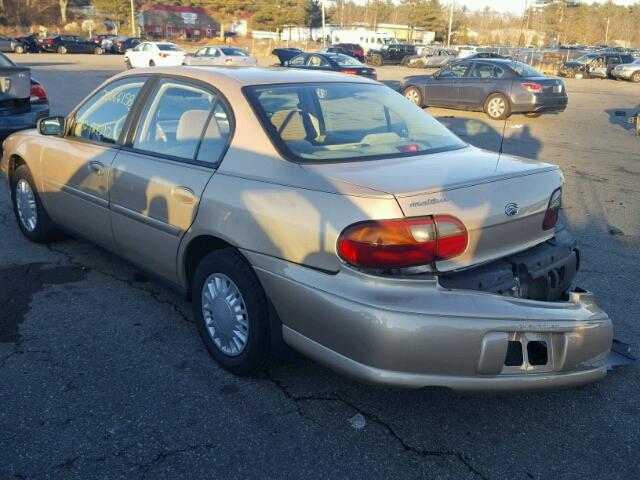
[289,54,306,66]
[134,81,218,161]
[246,83,465,162]
[440,63,469,78]
[71,77,147,144]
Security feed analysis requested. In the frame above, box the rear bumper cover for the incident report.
[245,239,612,391]
[0,103,49,140]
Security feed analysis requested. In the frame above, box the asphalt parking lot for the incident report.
[1,54,639,480]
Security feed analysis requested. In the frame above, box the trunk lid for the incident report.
[304,146,563,272]
[0,66,31,113]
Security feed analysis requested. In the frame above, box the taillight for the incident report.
[30,83,47,102]
[337,215,468,269]
[543,188,562,230]
[341,69,359,75]
[522,82,543,93]
[370,69,377,77]
[159,53,170,58]
[46,38,54,45]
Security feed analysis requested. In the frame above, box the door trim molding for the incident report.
[44,178,109,208]
[110,202,181,237]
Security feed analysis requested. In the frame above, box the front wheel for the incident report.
[94,46,103,55]
[192,249,271,376]
[403,86,423,107]
[484,93,511,121]
[11,165,59,243]
[631,72,640,83]
[13,44,24,54]
[124,58,132,69]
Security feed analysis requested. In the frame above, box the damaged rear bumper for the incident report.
[245,237,612,391]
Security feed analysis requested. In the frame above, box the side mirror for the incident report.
[38,116,65,136]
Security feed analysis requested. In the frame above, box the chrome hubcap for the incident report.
[15,179,38,232]
[202,273,249,357]
[405,89,420,104]
[488,98,506,118]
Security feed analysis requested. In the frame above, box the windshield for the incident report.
[246,83,466,162]
[158,44,180,51]
[332,54,362,66]
[510,61,545,77]
[221,47,248,57]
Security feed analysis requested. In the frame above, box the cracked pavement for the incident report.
[0,55,639,479]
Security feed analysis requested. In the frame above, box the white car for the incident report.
[182,46,258,67]
[124,42,186,68]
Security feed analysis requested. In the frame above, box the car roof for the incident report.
[112,66,377,89]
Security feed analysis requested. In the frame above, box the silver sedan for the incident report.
[183,46,258,67]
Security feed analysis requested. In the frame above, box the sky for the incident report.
[461,0,637,13]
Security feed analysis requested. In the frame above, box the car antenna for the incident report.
[498,0,530,161]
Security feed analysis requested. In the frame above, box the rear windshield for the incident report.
[0,53,15,68]
[246,83,465,163]
[221,47,248,56]
[158,44,180,51]
[510,61,544,77]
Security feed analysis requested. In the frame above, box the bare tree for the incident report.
[59,0,68,24]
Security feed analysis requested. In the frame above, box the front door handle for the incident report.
[88,161,105,176]
[172,186,196,205]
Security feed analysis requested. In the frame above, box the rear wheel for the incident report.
[484,93,511,121]
[13,44,24,54]
[57,45,67,54]
[94,46,103,55]
[11,165,59,243]
[631,71,640,83]
[368,55,382,66]
[149,59,155,66]
[403,86,423,107]
[124,57,132,69]
[192,248,271,376]
[574,72,583,80]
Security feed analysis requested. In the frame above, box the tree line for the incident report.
[1,0,639,47]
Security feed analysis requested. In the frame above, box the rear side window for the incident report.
[71,77,147,144]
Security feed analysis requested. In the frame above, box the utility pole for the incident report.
[605,17,610,45]
[321,0,326,46]
[130,0,135,35]
[447,2,453,47]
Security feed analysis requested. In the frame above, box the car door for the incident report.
[426,62,469,107]
[457,62,499,109]
[605,55,622,76]
[40,76,149,249]
[190,47,208,65]
[131,43,150,67]
[109,78,233,282]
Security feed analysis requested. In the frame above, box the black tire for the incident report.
[124,58,132,69]
[484,93,511,121]
[192,248,270,376]
[368,55,382,66]
[57,45,66,54]
[149,59,155,66]
[94,46,103,55]
[403,86,423,107]
[13,44,24,54]
[11,164,59,243]
[631,71,640,83]
[525,112,543,118]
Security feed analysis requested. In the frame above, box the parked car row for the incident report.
[558,53,637,81]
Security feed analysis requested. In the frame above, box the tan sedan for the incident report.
[1,67,613,390]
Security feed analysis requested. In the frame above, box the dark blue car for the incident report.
[402,59,568,120]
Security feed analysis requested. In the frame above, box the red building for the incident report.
[140,4,220,40]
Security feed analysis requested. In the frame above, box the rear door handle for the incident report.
[172,186,196,205]
[88,161,105,176]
